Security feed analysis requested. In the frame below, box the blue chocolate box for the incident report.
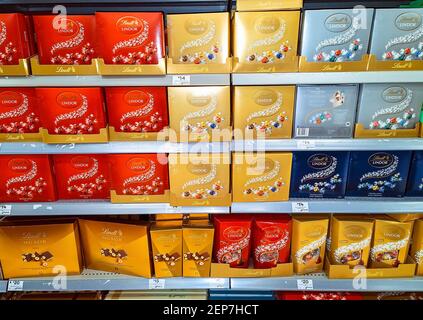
[346,151,412,197]
[406,151,423,197]
[290,151,350,198]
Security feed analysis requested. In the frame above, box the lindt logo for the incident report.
[0,91,21,108]
[124,90,149,107]
[382,86,407,103]
[305,226,324,238]
[343,226,366,240]
[187,93,212,107]
[223,226,248,241]
[395,12,422,31]
[116,16,143,35]
[184,19,208,35]
[101,228,123,237]
[255,16,280,34]
[71,156,91,169]
[127,158,150,172]
[263,226,283,241]
[55,18,79,36]
[368,153,394,168]
[187,163,211,175]
[56,92,83,109]
[21,232,47,239]
[253,90,277,106]
[8,158,31,172]
[324,13,352,32]
[383,226,406,240]
[307,154,332,170]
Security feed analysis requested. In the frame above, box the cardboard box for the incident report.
[236,0,303,11]
[410,219,423,275]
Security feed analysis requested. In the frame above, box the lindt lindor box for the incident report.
[346,151,412,197]
[166,12,230,73]
[233,11,300,72]
[355,83,423,138]
[236,0,303,11]
[168,86,231,142]
[232,152,292,202]
[300,9,374,71]
[369,9,423,70]
[290,151,350,199]
[410,219,423,275]
[78,219,152,277]
[294,85,359,138]
[233,86,295,139]
[405,151,423,197]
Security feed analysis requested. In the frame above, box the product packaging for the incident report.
[410,219,423,275]
[236,0,303,11]
[406,151,423,196]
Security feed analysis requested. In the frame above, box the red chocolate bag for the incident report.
[33,15,96,65]
[95,12,164,65]
[109,154,169,195]
[252,215,291,269]
[53,154,110,200]
[0,88,41,134]
[0,13,32,65]
[213,215,253,268]
[35,87,106,135]
[0,155,56,202]
[105,87,168,133]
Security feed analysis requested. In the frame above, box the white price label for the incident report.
[149,279,165,289]
[8,280,24,291]
[0,205,11,216]
[213,278,226,289]
[296,140,316,150]
[291,202,309,213]
[172,75,191,85]
[297,279,313,290]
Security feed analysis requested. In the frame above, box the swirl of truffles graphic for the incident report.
[0,21,18,64]
[6,160,47,198]
[122,160,163,195]
[0,93,40,134]
[67,158,107,196]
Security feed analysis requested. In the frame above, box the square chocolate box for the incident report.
[405,151,423,197]
[294,85,359,138]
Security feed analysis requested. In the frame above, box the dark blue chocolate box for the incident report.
[406,151,423,197]
[346,151,412,197]
[290,151,350,198]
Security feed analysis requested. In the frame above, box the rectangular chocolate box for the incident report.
[406,151,423,197]
[346,151,412,197]
[301,9,374,63]
[290,151,350,199]
[294,85,359,138]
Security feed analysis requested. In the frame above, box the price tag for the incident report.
[291,202,309,213]
[166,206,183,213]
[213,278,227,289]
[172,75,191,86]
[149,279,165,289]
[8,280,24,291]
[296,140,316,150]
[297,279,313,290]
[0,205,11,216]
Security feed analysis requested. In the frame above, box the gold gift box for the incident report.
[354,123,420,138]
[236,0,303,11]
[167,12,230,74]
[30,55,98,75]
[40,127,109,144]
[95,58,166,75]
[0,58,30,76]
[210,262,293,277]
[0,131,42,142]
[367,54,423,71]
[108,126,169,142]
[410,219,423,276]
[110,189,170,204]
[299,55,370,72]
[233,85,295,139]
[232,11,300,73]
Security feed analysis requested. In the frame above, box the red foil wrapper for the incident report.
[96,12,165,65]
[33,15,96,65]
[213,214,253,268]
[109,154,169,196]
[0,13,32,65]
[35,87,106,135]
[53,154,111,200]
[252,215,291,269]
[105,87,168,133]
[277,292,363,300]
[0,155,57,202]
[0,88,41,134]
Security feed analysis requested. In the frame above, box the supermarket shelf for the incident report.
[232,138,423,151]
[0,74,230,87]
[7,269,229,292]
[0,141,231,154]
[0,281,7,293]
[232,71,423,85]
[2,201,230,216]
[231,198,423,214]
[230,275,423,292]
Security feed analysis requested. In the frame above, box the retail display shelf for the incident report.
[232,138,423,151]
[0,141,231,154]
[232,71,423,85]
[230,275,423,292]
[1,201,230,216]
[231,198,423,214]
[0,74,230,87]
[0,281,7,293]
[6,270,230,292]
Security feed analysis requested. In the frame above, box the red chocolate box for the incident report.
[53,154,111,200]
[35,87,106,135]
[0,155,56,202]
[33,15,96,65]
[213,215,253,268]
[95,12,165,65]
[109,154,169,196]
[0,88,41,134]
[252,215,291,269]
[105,87,168,133]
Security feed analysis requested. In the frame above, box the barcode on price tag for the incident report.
[172,75,191,85]
[291,202,309,213]
[8,280,24,291]
[149,279,165,289]
[296,140,316,150]
[297,279,313,290]
[0,205,11,216]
